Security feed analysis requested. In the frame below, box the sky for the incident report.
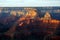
[0,0,60,7]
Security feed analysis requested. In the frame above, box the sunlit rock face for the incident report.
[2,8,60,40]
[10,8,37,19]
[44,12,51,20]
[10,11,24,16]
[17,8,37,22]
[17,11,60,35]
[25,10,37,19]
[25,8,37,19]
[10,11,17,16]
[41,11,51,20]
[40,11,60,24]
[17,11,24,16]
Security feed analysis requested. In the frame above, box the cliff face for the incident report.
[0,7,60,40]
[4,15,60,38]
[4,9,60,39]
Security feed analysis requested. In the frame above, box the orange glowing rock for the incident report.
[19,17,25,21]
[43,20,49,23]
[19,22,23,26]
[44,12,51,19]
[10,11,17,16]
[25,8,37,19]
[51,20,60,24]
[17,11,24,16]
[25,10,37,19]
[41,11,51,20]
[40,11,60,24]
